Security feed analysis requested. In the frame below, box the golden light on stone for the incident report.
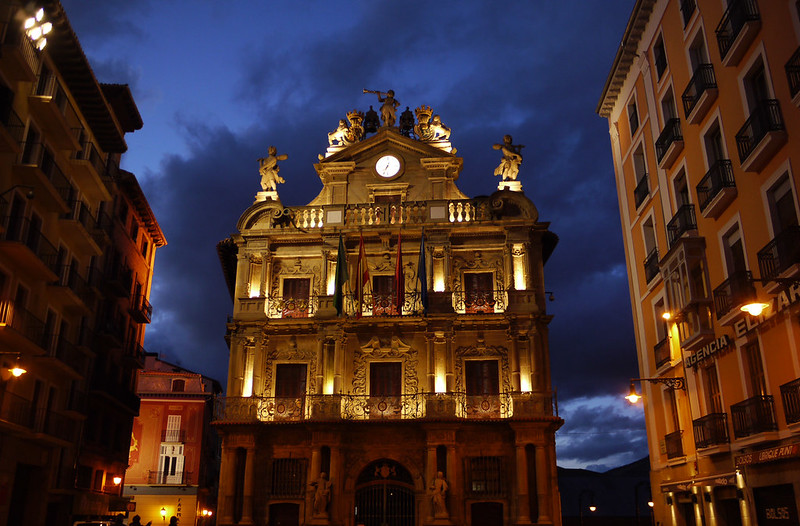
[513,244,526,290]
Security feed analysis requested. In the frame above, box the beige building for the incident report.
[215,105,563,526]
[0,2,164,525]
[599,1,800,525]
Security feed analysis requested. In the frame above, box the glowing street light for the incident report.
[624,377,686,404]
[9,358,26,377]
[160,507,167,523]
[112,475,122,485]
[24,8,51,51]
[740,301,769,316]
[625,382,641,404]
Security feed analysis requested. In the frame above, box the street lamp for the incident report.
[625,377,686,404]
[0,353,27,379]
[161,507,167,524]
[578,489,597,526]
[23,7,51,51]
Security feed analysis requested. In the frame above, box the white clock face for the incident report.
[375,155,401,178]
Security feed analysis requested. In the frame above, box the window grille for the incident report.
[467,456,505,497]
[270,458,307,497]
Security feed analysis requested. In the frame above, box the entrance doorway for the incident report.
[268,502,299,526]
[354,459,415,526]
[471,502,503,526]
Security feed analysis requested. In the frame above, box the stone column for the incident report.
[241,446,256,525]
[333,334,344,393]
[509,329,521,392]
[426,446,437,519]
[218,445,236,524]
[536,446,552,523]
[445,332,455,393]
[315,338,325,394]
[261,249,272,298]
[504,244,513,290]
[234,254,249,299]
[515,444,531,524]
[227,336,245,397]
[329,444,341,520]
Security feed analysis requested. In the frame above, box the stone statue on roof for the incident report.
[258,145,288,191]
[493,134,524,181]
[364,89,400,127]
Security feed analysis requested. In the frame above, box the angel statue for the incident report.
[258,145,288,191]
[492,134,524,181]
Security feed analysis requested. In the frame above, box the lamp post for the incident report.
[578,489,596,526]
[161,507,167,524]
[635,480,652,526]
[625,376,686,405]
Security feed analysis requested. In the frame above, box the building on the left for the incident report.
[0,2,165,526]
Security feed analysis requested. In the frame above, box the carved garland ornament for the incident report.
[352,336,418,395]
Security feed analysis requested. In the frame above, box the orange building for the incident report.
[599,1,800,525]
[0,1,164,525]
[124,354,222,526]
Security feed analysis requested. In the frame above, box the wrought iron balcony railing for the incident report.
[682,64,717,117]
[0,299,48,349]
[146,470,192,485]
[634,174,649,209]
[787,47,800,98]
[680,0,696,26]
[696,160,735,213]
[693,413,729,448]
[653,336,670,369]
[712,270,755,320]
[72,140,107,177]
[735,100,785,163]
[757,225,800,283]
[655,118,682,163]
[53,264,93,308]
[44,332,90,377]
[213,391,557,424]
[63,199,100,235]
[19,142,74,204]
[715,0,760,61]
[0,214,59,273]
[666,204,697,247]
[267,294,315,318]
[0,101,25,145]
[644,247,659,284]
[780,377,800,425]
[664,430,684,459]
[130,294,153,323]
[731,395,777,438]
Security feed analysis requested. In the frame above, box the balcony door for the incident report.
[274,363,307,419]
[159,443,185,484]
[372,275,398,316]
[370,362,401,397]
[281,278,309,318]
[464,272,494,313]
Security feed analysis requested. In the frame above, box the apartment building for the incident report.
[598,1,800,525]
[124,353,222,526]
[0,2,165,525]
[214,104,563,526]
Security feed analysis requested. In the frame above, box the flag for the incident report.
[417,230,428,315]
[394,230,404,313]
[356,232,370,318]
[333,234,349,316]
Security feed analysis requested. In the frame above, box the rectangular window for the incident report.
[165,414,181,442]
[275,363,307,398]
[465,360,499,396]
[767,175,799,234]
[704,122,725,167]
[282,277,310,318]
[744,342,766,397]
[722,224,747,275]
[628,100,639,134]
[674,170,690,208]
[464,272,494,313]
[665,388,681,432]
[468,456,504,497]
[270,458,307,497]
[158,444,185,484]
[369,362,402,397]
[743,60,769,113]
[661,88,677,122]
[654,36,668,78]
[704,363,722,413]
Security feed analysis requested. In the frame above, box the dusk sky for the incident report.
[61,0,647,471]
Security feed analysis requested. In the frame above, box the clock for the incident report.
[375,154,402,178]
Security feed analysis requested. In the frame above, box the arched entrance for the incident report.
[354,459,415,526]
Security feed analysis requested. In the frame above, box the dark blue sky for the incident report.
[62,0,645,471]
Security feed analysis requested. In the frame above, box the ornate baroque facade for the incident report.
[215,101,562,526]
